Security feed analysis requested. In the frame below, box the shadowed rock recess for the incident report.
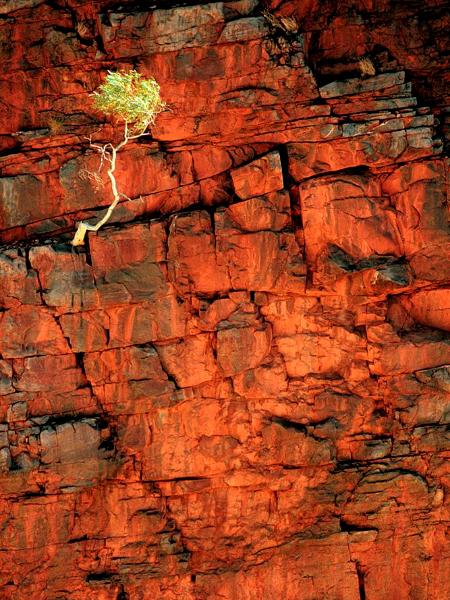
[0,0,449,598]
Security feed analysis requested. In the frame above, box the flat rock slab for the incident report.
[319,72,406,98]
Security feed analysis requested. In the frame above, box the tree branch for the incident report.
[71,121,142,246]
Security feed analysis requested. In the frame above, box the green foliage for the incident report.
[91,70,166,134]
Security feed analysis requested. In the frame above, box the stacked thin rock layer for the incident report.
[0,1,449,598]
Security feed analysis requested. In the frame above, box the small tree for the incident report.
[71,70,166,246]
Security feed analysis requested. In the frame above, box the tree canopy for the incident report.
[91,70,166,135]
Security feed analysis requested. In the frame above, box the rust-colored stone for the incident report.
[0,1,449,598]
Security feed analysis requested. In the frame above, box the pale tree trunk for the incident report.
[71,122,145,246]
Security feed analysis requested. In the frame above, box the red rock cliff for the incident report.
[0,1,449,598]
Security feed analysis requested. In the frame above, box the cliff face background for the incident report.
[0,1,449,598]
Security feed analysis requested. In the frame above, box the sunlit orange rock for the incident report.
[0,1,449,598]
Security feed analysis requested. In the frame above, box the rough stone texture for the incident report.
[0,1,449,598]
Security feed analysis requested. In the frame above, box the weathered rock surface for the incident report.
[0,1,449,598]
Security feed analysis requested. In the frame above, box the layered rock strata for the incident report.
[0,1,449,598]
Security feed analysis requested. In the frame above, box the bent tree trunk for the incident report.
[71,123,144,246]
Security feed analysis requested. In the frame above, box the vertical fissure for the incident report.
[356,562,367,600]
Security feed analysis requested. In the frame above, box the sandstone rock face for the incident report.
[0,1,449,598]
